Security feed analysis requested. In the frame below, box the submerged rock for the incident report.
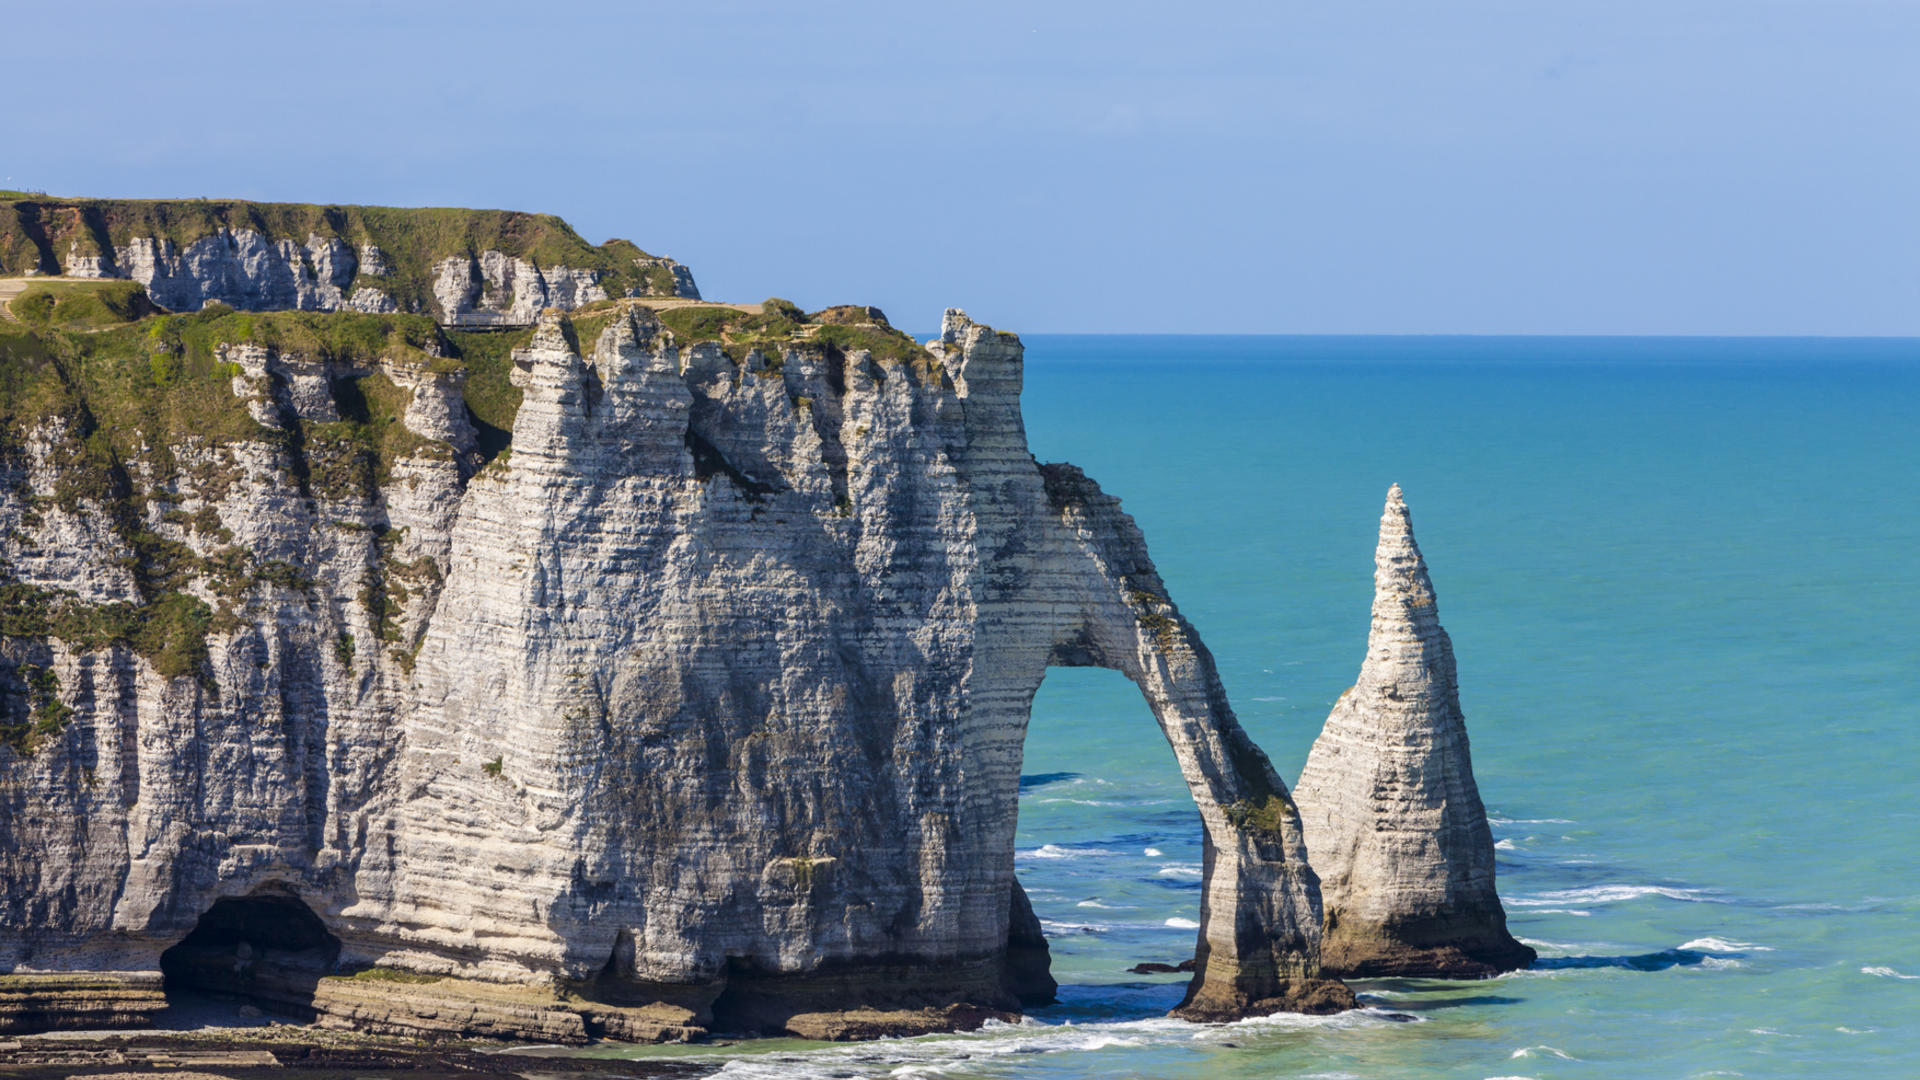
[1291,486,1535,978]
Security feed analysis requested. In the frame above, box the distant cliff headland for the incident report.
[0,195,1525,1044]
[0,193,699,325]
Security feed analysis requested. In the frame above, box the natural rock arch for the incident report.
[0,304,1350,1040]
[987,462,1353,1018]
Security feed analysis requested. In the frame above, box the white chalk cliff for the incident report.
[0,301,1351,1041]
[1291,486,1534,977]
[0,196,700,326]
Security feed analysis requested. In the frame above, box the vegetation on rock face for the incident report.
[344,966,445,984]
[0,660,74,755]
[1224,794,1294,838]
[0,303,496,706]
[0,581,211,686]
[1127,587,1182,649]
[0,196,685,314]
[650,298,932,370]
[0,281,933,715]
[442,327,528,464]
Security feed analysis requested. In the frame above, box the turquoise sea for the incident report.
[596,335,1920,1079]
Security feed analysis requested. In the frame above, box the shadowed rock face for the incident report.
[0,305,1346,1040]
[1291,486,1535,979]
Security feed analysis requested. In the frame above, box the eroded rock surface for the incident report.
[1291,486,1534,978]
[0,304,1344,1039]
[0,197,701,324]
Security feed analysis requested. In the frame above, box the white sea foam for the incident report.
[1039,920,1111,935]
[1165,917,1201,929]
[1488,816,1573,825]
[1514,908,1592,917]
[675,1003,1410,1080]
[1507,884,1725,907]
[1695,957,1744,970]
[1018,844,1124,860]
[1748,1027,1801,1037]
[1143,847,1164,857]
[1510,1045,1579,1060]
[1076,899,1122,909]
[1862,965,1920,980]
[1156,864,1203,880]
[1494,839,1517,850]
[1680,937,1772,952]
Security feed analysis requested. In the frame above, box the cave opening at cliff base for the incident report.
[158,889,341,1018]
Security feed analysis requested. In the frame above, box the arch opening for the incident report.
[159,890,340,1018]
[1015,665,1201,1006]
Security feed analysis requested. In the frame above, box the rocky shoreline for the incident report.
[0,1025,711,1080]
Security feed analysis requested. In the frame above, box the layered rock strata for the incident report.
[0,301,1346,1040]
[1291,486,1535,978]
[0,197,700,323]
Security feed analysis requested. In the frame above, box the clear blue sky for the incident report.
[6,0,1917,335]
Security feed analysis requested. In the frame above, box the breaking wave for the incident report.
[1680,937,1771,952]
[1019,844,1125,860]
[1862,966,1920,980]
[1507,884,1727,907]
[648,1007,1420,1080]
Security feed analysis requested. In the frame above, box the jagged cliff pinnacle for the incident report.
[1290,485,1534,978]
[0,219,1352,1044]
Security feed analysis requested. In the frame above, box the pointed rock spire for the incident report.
[1290,485,1535,977]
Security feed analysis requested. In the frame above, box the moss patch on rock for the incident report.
[1223,794,1295,839]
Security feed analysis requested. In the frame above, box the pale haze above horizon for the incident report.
[5,0,1917,336]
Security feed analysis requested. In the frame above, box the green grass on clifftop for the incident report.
[0,196,684,314]
[649,298,930,369]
